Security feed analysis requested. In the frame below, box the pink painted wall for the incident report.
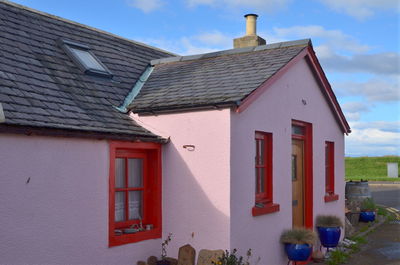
[134,109,231,256]
[230,58,345,264]
[0,134,161,265]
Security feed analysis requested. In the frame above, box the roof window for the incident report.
[59,39,113,78]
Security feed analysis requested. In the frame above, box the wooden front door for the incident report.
[292,139,305,227]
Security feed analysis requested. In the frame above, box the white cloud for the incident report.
[346,125,400,156]
[334,78,400,102]
[343,102,370,113]
[127,0,164,13]
[319,50,400,75]
[351,121,400,133]
[186,0,291,12]
[273,26,370,53]
[319,0,400,20]
[134,33,231,55]
[342,102,370,121]
[194,31,233,47]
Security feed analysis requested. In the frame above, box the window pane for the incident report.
[128,191,142,220]
[292,125,305,135]
[128,158,143,188]
[115,158,125,188]
[115,192,125,222]
[259,139,264,165]
[259,167,265,193]
[70,47,106,71]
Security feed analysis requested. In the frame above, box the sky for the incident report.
[10,0,400,157]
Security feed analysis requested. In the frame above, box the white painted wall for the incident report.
[135,108,232,256]
[0,134,161,265]
[230,58,345,265]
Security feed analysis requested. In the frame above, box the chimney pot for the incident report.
[233,14,266,49]
[244,14,258,36]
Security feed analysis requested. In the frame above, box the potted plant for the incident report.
[212,248,253,265]
[280,228,316,262]
[315,215,343,248]
[360,198,376,222]
[156,233,172,265]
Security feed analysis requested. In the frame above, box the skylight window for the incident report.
[59,39,113,78]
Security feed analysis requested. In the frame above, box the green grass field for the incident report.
[345,156,400,181]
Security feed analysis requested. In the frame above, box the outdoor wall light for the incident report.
[183,145,195,151]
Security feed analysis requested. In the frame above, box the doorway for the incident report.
[292,139,304,227]
[291,120,313,228]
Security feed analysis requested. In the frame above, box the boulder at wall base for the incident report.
[197,249,224,265]
[178,244,196,265]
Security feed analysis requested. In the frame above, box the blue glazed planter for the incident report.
[284,243,312,261]
[317,227,341,248]
[360,211,375,222]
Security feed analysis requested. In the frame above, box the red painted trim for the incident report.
[237,48,309,114]
[292,120,313,229]
[108,141,162,247]
[324,194,339,202]
[236,45,350,134]
[252,203,280,216]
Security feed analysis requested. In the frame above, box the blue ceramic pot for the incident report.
[284,243,312,261]
[360,211,375,222]
[317,227,341,248]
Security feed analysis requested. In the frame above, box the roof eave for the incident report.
[0,124,169,143]
[133,101,239,116]
[236,44,351,134]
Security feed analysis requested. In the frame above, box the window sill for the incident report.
[109,228,161,247]
[252,203,280,216]
[324,193,339,202]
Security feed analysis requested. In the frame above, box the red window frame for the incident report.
[109,141,162,247]
[324,141,339,202]
[252,131,279,216]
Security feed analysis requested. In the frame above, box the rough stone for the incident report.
[137,261,147,265]
[177,244,196,265]
[196,249,224,265]
[147,256,158,265]
[165,257,178,265]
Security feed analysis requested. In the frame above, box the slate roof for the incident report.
[0,0,174,141]
[128,39,310,114]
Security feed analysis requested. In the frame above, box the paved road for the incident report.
[370,183,400,210]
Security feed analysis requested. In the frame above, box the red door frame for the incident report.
[292,120,313,229]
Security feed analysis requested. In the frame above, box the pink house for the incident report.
[0,2,350,265]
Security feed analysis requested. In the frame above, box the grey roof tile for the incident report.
[0,1,174,140]
[129,41,309,113]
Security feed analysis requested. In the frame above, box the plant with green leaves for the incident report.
[280,228,316,245]
[326,249,349,265]
[315,215,343,228]
[361,198,377,211]
[212,249,253,265]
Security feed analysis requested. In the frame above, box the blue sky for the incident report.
[11,0,400,156]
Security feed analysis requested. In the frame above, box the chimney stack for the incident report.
[233,14,266,49]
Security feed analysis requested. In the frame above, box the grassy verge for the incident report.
[345,156,400,181]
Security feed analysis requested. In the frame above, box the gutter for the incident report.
[133,101,240,116]
[115,65,154,113]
